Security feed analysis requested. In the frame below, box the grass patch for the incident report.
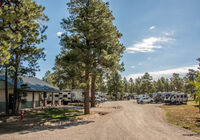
[26,108,83,122]
[0,108,83,133]
[162,101,200,133]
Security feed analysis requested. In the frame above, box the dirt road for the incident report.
[1,101,199,140]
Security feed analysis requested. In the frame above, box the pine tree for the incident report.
[0,0,21,64]
[185,69,198,99]
[129,78,134,93]
[107,72,124,100]
[5,0,48,114]
[59,0,124,113]
[193,72,200,113]
[141,72,153,94]
[123,77,129,93]
[170,73,184,92]
[135,77,142,94]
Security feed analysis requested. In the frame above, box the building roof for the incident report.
[0,75,60,92]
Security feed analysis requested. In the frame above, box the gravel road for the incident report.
[1,101,199,140]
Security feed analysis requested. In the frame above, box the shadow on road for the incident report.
[0,119,94,135]
[0,107,95,135]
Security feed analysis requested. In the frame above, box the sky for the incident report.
[35,0,200,80]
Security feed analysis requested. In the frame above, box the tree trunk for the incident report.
[43,92,46,107]
[72,79,75,89]
[194,94,196,100]
[91,74,96,107]
[199,100,200,113]
[5,65,9,114]
[84,70,90,114]
[13,64,19,115]
[12,50,20,115]
[51,92,54,106]
[32,91,35,108]
[38,93,41,107]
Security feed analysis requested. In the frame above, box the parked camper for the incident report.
[71,90,84,102]
[62,90,72,105]
[164,92,188,104]
[152,92,169,103]
[47,92,62,105]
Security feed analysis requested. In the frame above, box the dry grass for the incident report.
[162,101,200,133]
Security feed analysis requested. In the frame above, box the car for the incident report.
[137,97,153,104]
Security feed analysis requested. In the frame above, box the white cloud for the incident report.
[131,66,135,69]
[162,31,175,36]
[149,26,156,30]
[57,32,63,37]
[126,37,174,54]
[126,65,199,80]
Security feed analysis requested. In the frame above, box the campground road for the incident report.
[1,101,200,140]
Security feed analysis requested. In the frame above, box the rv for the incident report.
[47,92,62,105]
[71,90,84,103]
[62,90,72,105]
[164,92,188,104]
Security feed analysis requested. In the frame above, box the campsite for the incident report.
[0,0,200,140]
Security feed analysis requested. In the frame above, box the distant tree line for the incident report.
[43,59,200,101]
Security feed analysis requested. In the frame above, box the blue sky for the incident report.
[36,0,200,80]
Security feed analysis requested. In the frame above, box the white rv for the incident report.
[61,90,72,105]
[71,89,84,103]
[46,92,62,105]
[164,92,188,104]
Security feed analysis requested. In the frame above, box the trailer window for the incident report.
[181,95,183,98]
[63,95,68,98]
[177,95,179,98]
[68,93,71,94]
[55,95,59,97]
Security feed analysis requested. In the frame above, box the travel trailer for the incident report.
[62,90,72,105]
[71,90,85,103]
[164,92,188,104]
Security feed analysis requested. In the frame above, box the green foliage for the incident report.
[107,72,124,100]
[1,0,48,114]
[123,77,129,93]
[57,0,125,80]
[193,72,200,108]
[170,73,184,92]
[135,77,142,94]
[184,69,197,95]
[141,72,153,94]
[0,0,48,65]
[42,70,60,88]
[129,78,134,93]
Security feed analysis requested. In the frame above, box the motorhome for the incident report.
[164,92,188,104]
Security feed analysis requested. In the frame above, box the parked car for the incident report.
[137,97,153,104]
